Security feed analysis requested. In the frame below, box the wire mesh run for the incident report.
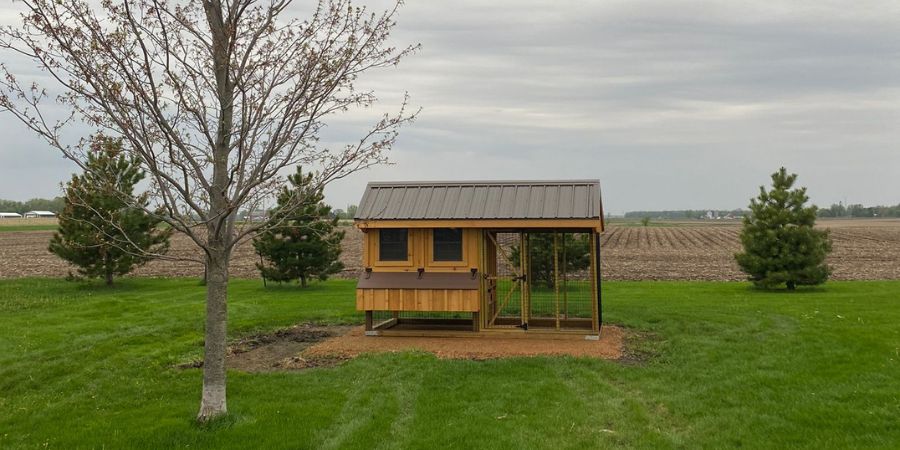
[486,230,596,331]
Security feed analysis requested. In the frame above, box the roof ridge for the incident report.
[366,179,599,187]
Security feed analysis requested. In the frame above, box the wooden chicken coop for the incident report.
[354,180,605,339]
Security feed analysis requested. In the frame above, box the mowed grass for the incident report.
[1,279,898,449]
[0,224,58,232]
[0,218,58,232]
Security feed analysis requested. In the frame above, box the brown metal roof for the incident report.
[355,180,603,220]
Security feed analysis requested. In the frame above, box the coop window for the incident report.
[433,228,463,261]
[379,229,408,261]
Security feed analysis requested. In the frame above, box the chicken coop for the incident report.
[354,180,605,339]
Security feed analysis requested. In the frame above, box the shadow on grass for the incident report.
[743,284,831,295]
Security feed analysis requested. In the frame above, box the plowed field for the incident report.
[0,226,363,280]
[598,219,900,280]
[2,219,899,281]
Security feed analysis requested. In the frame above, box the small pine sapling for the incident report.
[49,137,171,285]
[735,167,832,290]
[253,168,344,287]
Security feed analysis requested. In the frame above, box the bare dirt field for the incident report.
[598,218,900,281]
[0,225,363,280]
[2,218,899,281]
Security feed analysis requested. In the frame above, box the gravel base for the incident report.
[302,325,624,360]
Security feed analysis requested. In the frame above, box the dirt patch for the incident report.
[227,324,354,372]
[303,325,625,360]
[179,324,626,372]
[615,330,662,366]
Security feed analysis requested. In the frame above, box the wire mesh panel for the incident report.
[372,310,475,331]
[482,230,596,331]
[524,231,595,330]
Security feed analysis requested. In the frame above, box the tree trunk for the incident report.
[197,0,236,423]
[787,281,796,291]
[104,252,114,285]
[197,247,229,421]
[300,274,307,288]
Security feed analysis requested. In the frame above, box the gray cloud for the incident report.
[2,1,899,213]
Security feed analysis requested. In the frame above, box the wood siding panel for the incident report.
[356,288,479,312]
[389,289,401,310]
[418,289,431,310]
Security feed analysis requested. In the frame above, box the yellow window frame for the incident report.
[426,228,468,268]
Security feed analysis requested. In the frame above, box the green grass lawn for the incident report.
[0,224,59,232]
[1,278,898,449]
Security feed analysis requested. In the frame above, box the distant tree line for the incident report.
[624,209,748,219]
[332,204,358,220]
[0,197,65,214]
[626,203,900,220]
[816,203,900,218]
[239,203,357,222]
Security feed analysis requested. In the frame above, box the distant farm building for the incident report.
[0,212,23,219]
[241,210,269,222]
[354,180,605,339]
[23,211,56,218]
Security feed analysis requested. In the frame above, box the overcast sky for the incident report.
[1,0,899,214]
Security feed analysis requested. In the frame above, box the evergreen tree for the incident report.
[49,137,171,285]
[735,167,832,290]
[253,168,344,287]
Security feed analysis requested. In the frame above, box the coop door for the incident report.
[483,231,529,329]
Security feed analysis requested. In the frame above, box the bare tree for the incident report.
[0,0,417,421]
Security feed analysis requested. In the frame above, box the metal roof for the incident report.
[355,180,602,220]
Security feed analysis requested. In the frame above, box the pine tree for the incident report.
[253,168,344,287]
[735,167,832,290]
[49,137,171,285]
